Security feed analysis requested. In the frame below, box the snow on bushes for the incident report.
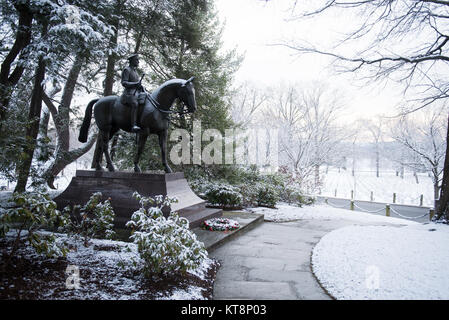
[126,192,208,277]
[204,183,243,209]
[0,190,70,260]
[63,192,116,245]
[187,166,314,209]
[255,183,279,208]
[0,190,118,267]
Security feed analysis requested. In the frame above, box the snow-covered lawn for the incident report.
[312,223,449,299]
[252,203,449,300]
[319,168,434,206]
[250,203,417,225]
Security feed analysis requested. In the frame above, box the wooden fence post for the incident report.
[350,200,354,211]
[429,209,435,221]
[420,195,423,207]
[386,204,390,217]
[393,193,396,204]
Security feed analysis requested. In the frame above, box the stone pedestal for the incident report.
[54,170,222,228]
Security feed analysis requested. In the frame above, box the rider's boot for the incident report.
[131,105,141,133]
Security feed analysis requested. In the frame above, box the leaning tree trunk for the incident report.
[42,52,96,188]
[38,84,61,143]
[44,136,97,188]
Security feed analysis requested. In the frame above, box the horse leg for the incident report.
[134,133,148,173]
[109,128,119,161]
[158,130,172,173]
[102,128,115,172]
[94,132,104,171]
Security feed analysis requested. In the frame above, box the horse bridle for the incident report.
[146,93,192,116]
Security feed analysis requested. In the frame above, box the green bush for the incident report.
[64,192,116,246]
[204,183,243,209]
[126,192,208,277]
[0,191,70,264]
[297,194,316,206]
[188,177,212,200]
[279,186,316,207]
[238,183,259,207]
[185,165,315,209]
[256,183,279,208]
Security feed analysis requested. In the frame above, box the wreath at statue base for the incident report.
[201,218,240,232]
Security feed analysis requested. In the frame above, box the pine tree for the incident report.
[113,0,242,171]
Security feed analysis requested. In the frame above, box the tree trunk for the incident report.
[437,113,449,220]
[92,7,121,169]
[434,183,440,204]
[15,31,47,192]
[38,84,62,150]
[314,164,320,188]
[103,27,118,96]
[45,135,97,188]
[0,2,33,127]
[42,52,95,187]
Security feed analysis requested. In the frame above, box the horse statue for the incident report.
[78,77,196,173]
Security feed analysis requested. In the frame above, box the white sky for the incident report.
[215,0,407,124]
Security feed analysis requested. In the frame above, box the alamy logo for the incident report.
[65,265,80,290]
[169,121,279,169]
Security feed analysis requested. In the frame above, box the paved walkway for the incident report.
[211,218,403,300]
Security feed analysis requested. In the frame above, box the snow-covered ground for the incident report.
[253,203,449,300]
[312,223,449,299]
[318,168,435,206]
[1,231,215,300]
[250,203,418,225]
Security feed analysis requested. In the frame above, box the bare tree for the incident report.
[278,0,449,220]
[265,82,345,192]
[303,84,346,189]
[230,82,268,128]
[365,117,385,178]
[269,85,314,189]
[391,107,447,206]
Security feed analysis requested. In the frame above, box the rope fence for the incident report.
[353,203,386,214]
[389,206,430,220]
[322,197,434,222]
[323,189,428,207]
[326,200,349,209]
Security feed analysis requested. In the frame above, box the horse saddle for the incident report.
[120,92,147,106]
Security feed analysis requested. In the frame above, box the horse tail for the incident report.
[78,98,99,143]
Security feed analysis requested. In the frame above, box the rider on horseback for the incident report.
[121,54,144,133]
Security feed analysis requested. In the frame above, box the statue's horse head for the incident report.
[177,77,196,113]
[151,77,197,115]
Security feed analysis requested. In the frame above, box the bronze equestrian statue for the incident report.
[78,59,196,173]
